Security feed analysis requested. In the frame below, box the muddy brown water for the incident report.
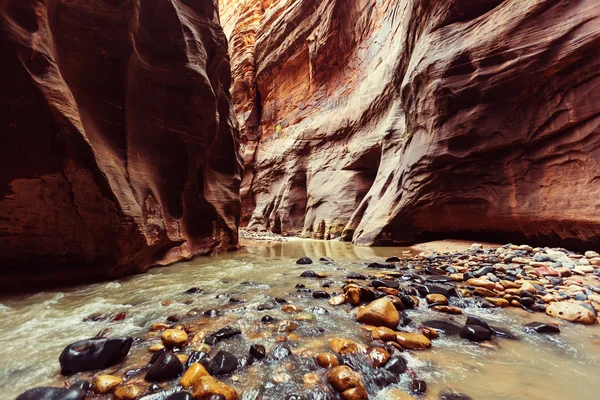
[1,240,599,399]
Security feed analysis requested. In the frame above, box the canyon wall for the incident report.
[222,0,600,249]
[0,0,241,289]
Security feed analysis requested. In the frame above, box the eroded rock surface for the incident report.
[221,0,600,248]
[0,0,241,289]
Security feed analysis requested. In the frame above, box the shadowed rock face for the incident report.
[0,0,242,290]
[221,0,600,249]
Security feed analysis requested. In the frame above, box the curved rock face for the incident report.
[222,0,600,249]
[0,0,241,289]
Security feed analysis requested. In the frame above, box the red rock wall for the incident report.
[0,0,241,289]
[222,0,600,249]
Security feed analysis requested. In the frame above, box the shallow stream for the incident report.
[1,240,599,399]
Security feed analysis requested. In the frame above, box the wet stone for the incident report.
[250,344,266,360]
[16,387,85,400]
[185,287,204,294]
[346,273,367,280]
[386,256,402,262]
[297,257,313,265]
[410,380,427,394]
[367,262,396,269]
[59,337,133,376]
[300,270,317,278]
[384,355,408,375]
[205,326,241,345]
[460,325,492,342]
[313,291,331,299]
[439,392,474,400]
[372,279,400,289]
[422,320,462,335]
[523,322,560,334]
[145,351,183,382]
[211,351,239,376]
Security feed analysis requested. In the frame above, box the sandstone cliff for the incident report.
[222,0,600,249]
[0,0,241,289]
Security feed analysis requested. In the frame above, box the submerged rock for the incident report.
[297,257,313,265]
[523,322,561,334]
[211,351,239,376]
[356,298,399,328]
[460,325,492,342]
[16,387,85,400]
[59,337,133,376]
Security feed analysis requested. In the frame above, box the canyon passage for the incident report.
[1,0,600,400]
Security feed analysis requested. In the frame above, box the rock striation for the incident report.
[0,0,241,290]
[221,0,600,249]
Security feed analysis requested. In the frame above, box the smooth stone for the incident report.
[425,294,448,305]
[300,270,317,278]
[167,393,194,400]
[346,273,367,280]
[192,376,238,400]
[421,320,462,335]
[329,338,366,355]
[395,332,431,349]
[546,302,597,324]
[114,385,145,400]
[371,326,397,341]
[366,346,390,368]
[465,315,491,331]
[145,352,184,382]
[180,363,210,388]
[466,278,496,290]
[315,352,339,368]
[261,315,275,323]
[59,337,133,376]
[460,325,491,342]
[521,282,537,294]
[313,291,331,299]
[329,295,346,306]
[384,355,408,375]
[206,326,242,346]
[367,262,396,269]
[356,298,399,329]
[93,375,122,394]
[372,279,400,289]
[432,305,462,314]
[485,297,509,307]
[185,287,204,294]
[161,329,188,348]
[16,387,85,400]
[400,295,416,309]
[327,366,364,393]
[297,257,313,265]
[250,344,266,360]
[211,351,238,376]
[386,256,402,262]
[523,322,560,334]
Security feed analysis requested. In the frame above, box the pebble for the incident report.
[296,257,313,265]
[192,376,238,400]
[180,363,210,388]
[425,294,448,305]
[161,329,188,348]
[356,298,399,329]
[92,375,122,394]
[432,305,463,314]
[315,352,339,368]
[395,332,431,349]
[145,352,183,382]
[211,351,239,376]
[114,385,144,400]
[366,346,390,367]
[329,337,366,355]
[59,337,133,376]
[16,387,85,400]
[523,322,560,334]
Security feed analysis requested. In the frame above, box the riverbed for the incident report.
[1,240,599,399]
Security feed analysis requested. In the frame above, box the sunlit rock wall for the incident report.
[222,0,600,249]
[0,0,242,289]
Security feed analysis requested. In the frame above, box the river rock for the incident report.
[409,380,427,394]
[523,322,560,334]
[366,347,390,367]
[249,344,266,361]
[59,337,133,376]
[181,363,210,388]
[167,393,194,400]
[206,326,242,345]
[460,325,491,342]
[161,329,188,348]
[297,257,313,265]
[432,305,463,314]
[16,387,85,400]
[421,320,462,335]
[192,376,238,400]
[425,294,448,305]
[371,326,397,341]
[485,297,510,307]
[440,391,474,400]
[114,385,144,400]
[384,356,408,375]
[395,332,431,349]
[211,351,239,376]
[327,366,365,394]
[356,298,399,328]
[546,302,597,324]
[329,295,346,306]
[313,291,331,299]
[466,279,496,290]
[145,352,184,382]
[465,315,491,331]
[93,375,122,394]
[521,282,537,294]
[315,352,339,368]
[329,338,366,355]
[385,389,418,400]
